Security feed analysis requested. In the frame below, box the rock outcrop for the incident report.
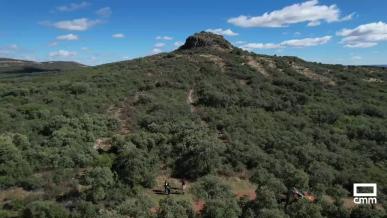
[179,31,234,50]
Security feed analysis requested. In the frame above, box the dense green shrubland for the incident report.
[0,43,386,217]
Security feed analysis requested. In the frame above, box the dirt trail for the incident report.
[107,96,134,134]
[187,89,196,113]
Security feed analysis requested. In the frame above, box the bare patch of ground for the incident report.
[0,187,42,203]
[107,96,135,134]
[245,56,271,78]
[93,137,112,151]
[193,200,205,213]
[291,64,336,86]
[238,79,248,85]
[363,77,383,83]
[146,174,257,215]
[199,54,226,72]
[221,176,257,200]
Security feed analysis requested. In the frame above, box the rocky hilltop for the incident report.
[179,31,234,50]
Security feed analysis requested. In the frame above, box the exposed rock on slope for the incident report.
[179,31,234,50]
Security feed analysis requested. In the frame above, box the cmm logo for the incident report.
[353,183,377,205]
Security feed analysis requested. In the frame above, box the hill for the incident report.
[0,32,386,217]
[0,58,85,74]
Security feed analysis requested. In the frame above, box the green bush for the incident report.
[113,146,157,187]
[202,198,241,218]
[22,201,69,218]
[157,198,194,218]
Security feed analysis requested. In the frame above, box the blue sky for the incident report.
[0,0,386,65]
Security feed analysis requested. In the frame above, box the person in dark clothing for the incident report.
[164,180,171,195]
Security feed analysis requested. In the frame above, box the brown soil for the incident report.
[0,187,42,203]
[199,54,226,72]
[107,96,135,134]
[93,138,112,151]
[193,200,205,213]
[245,56,270,78]
[291,64,336,86]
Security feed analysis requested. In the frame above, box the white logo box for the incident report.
[353,183,377,197]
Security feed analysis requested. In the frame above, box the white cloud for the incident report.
[341,13,356,22]
[228,0,352,28]
[53,18,100,31]
[56,33,79,41]
[112,33,125,38]
[154,42,166,48]
[235,41,246,45]
[174,41,184,47]
[239,36,331,50]
[49,42,58,47]
[57,2,89,12]
[8,44,18,49]
[49,50,77,57]
[240,43,282,50]
[351,55,362,60]
[344,42,377,48]
[0,44,19,55]
[337,21,387,48]
[96,7,112,17]
[280,36,332,47]
[206,28,238,36]
[156,36,173,40]
[152,48,162,54]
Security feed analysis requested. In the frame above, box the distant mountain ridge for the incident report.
[0,58,86,74]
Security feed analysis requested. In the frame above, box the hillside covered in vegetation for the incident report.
[0,58,85,75]
[0,32,386,218]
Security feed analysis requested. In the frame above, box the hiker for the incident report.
[164,180,171,195]
[181,179,186,194]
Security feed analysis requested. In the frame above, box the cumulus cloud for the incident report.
[156,36,173,40]
[228,0,352,28]
[154,42,166,48]
[96,7,112,17]
[49,42,58,47]
[240,43,282,50]
[49,50,77,57]
[112,33,125,38]
[206,28,238,36]
[52,18,100,31]
[56,33,79,41]
[57,2,89,12]
[0,44,19,55]
[337,21,387,48]
[280,36,332,47]
[174,41,184,47]
[235,41,246,45]
[152,48,162,54]
[239,36,331,50]
[351,55,362,60]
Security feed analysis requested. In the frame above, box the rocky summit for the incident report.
[179,31,234,50]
